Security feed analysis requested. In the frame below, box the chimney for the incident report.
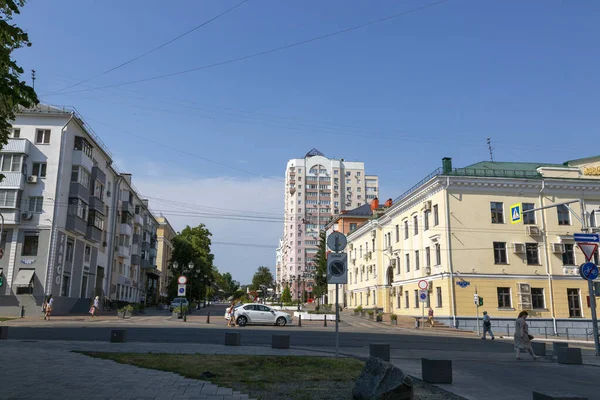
[442,157,452,174]
[384,198,393,208]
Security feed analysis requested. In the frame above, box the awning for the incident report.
[13,269,35,286]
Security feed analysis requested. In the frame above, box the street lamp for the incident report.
[203,274,208,307]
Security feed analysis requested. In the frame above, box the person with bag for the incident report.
[227,301,237,327]
[90,296,99,317]
[513,311,539,360]
[44,295,54,321]
[481,311,495,340]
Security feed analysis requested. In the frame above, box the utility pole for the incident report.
[486,137,494,162]
[31,70,36,90]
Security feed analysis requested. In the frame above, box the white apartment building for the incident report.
[0,104,157,316]
[277,148,378,299]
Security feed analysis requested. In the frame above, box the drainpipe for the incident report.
[106,176,123,301]
[45,115,73,297]
[443,176,457,328]
[539,179,558,335]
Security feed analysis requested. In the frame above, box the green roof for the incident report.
[462,161,565,171]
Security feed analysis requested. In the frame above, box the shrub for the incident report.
[355,305,363,313]
[367,310,374,316]
[390,314,398,321]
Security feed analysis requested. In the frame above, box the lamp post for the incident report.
[203,274,208,307]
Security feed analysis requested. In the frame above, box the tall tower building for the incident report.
[277,149,378,299]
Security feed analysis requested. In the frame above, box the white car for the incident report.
[231,303,292,327]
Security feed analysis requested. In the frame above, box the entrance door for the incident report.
[95,267,104,297]
[80,275,88,298]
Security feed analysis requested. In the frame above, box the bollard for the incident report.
[422,358,453,384]
[272,334,290,349]
[566,328,569,341]
[531,342,546,356]
[298,315,302,327]
[225,332,241,346]
[507,324,510,336]
[206,312,210,324]
[369,343,390,361]
[0,326,8,340]
[324,314,327,327]
[20,306,25,318]
[552,342,568,355]
[557,348,583,365]
[545,326,548,339]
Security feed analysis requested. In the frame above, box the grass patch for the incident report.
[0,317,16,322]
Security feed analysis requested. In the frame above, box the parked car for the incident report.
[224,304,243,321]
[232,303,292,327]
[169,298,189,312]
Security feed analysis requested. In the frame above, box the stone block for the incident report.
[422,358,452,384]
[110,329,126,343]
[352,356,413,400]
[557,348,582,365]
[531,342,546,356]
[225,332,241,346]
[369,343,390,362]
[271,335,290,349]
[532,390,588,400]
[552,342,569,355]
[0,326,8,340]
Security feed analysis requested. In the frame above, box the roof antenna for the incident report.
[487,137,494,162]
[31,69,36,90]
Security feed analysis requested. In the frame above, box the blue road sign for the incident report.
[419,290,428,302]
[179,288,185,293]
[580,262,599,281]
[574,233,600,243]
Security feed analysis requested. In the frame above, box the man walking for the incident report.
[482,311,495,340]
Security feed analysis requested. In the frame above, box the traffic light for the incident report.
[478,297,484,307]
[0,276,3,287]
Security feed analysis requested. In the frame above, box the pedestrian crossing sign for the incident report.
[510,203,522,224]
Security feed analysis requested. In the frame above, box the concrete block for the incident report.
[557,348,582,365]
[531,342,546,356]
[422,358,452,384]
[532,391,588,400]
[110,329,126,343]
[225,332,241,346]
[0,326,7,340]
[552,342,568,355]
[271,335,290,349]
[369,343,390,362]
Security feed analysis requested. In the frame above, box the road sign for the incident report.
[579,262,599,281]
[418,280,429,290]
[177,276,187,285]
[177,284,186,297]
[574,233,600,243]
[510,203,522,224]
[577,243,598,262]
[327,252,348,284]
[327,232,347,253]
[419,290,428,302]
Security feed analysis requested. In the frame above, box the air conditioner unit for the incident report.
[21,212,33,220]
[423,200,432,211]
[27,175,38,184]
[552,243,565,253]
[526,226,541,236]
[425,266,431,275]
[517,283,531,294]
[513,243,526,254]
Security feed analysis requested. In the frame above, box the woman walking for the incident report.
[44,295,54,321]
[227,301,237,327]
[514,311,539,360]
[90,296,100,317]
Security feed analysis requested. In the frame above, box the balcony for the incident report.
[91,166,106,185]
[117,245,130,258]
[72,149,94,172]
[150,248,157,258]
[2,138,31,154]
[69,181,90,200]
[89,196,104,212]
[66,215,87,236]
[132,233,141,244]
[121,200,134,215]
[141,241,150,251]
[134,213,143,226]
[86,225,102,243]
[120,223,133,236]
[0,172,25,189]
[0,209,21,224]
[131,254,141,265]
[141,258,150,269]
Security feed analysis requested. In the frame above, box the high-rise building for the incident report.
[277,149,378,300]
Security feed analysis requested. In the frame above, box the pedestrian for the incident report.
[44,295,54,321]
[90,296,99,317]
[481,311,495,339]
[427,307,435,327]
[514,311,539,360]
[227,301,237,327]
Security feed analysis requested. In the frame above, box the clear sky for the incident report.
[13,0,600,284]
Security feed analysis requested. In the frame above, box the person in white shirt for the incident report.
[44,295,54,321]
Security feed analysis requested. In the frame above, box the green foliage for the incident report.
[312,230,328,298]
[355,305,363,313]
[367,310,374,316]
[215,272,240,299]
[250,266,274,291]
[118,304,134,313]
[0,0,38,149]
[280,286,292,303]
[390,313,398,321]
[173,305,189,314]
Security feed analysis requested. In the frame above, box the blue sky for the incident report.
[13,0,600,283]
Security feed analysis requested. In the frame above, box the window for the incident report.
[81,275,88,298]
[435,244,441,265]
[531,288,545,309]
[523,203,535,224]
[497,287,512,308]
[413,215,419,235]
[493,242,507,264]
[567,289,581,317]
[557,205,570,225]
[0,154,23,172]
[396,256,400,274]
[405,291,409,308]
[425,247,431,267]
[397,293,401,308]
[433,204,439,225]
[415,251,420,270]
[414,290,419,308]
[88,210,105,230]
[68,197,89,221]
[119,234,130,247]
[94,181,104,200]
[395,225,399,242]
[404,220,409,239]
[349,223,357,232]
[36,129,51,144]
[491,202,504,223]
[74,136,93,157]
[28,197,43,213]
[526,243,539,265]
[436,287,442,307]
[424,211,430,231]
[84,245,91,262]
[405,253,410,272]
[32,162,47,178]
[61,276,70,297]
[10,128,20,138]
[562,244,575,265]
[0,189,17,208]
[22,232,39,256]
[66,240,74,262]
[71,166,91,189]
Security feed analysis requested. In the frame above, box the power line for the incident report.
[48,0,451,95]
[45,0,250,95]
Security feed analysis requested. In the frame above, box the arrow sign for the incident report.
[574,233,600,243]
[577,243,598,262]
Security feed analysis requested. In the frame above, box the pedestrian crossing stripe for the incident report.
[510,203,522,224]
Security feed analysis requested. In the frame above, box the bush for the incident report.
[390,314,398,321]
[173,305,189,314]
[281,286,292,303]
[118,304,134,313]
[367,310,374,316]
[355,305,363,313]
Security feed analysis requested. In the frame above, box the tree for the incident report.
[280,286,292,303]
[1,0,38,148]
[215,272,240,299]
[250,266,274,291]
[312,230,328,301]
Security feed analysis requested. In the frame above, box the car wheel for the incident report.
[237,316,247,326]
[276,317,287,326]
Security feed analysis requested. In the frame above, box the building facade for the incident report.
[345,156,600,337]
[156,215,176,300]
[277,148,378,301]
[0,105,157,316]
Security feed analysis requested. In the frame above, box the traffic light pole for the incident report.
[475,286,480,337]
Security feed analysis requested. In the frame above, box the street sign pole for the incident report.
[475,286,480,337]
[579,200,600,357]
[327,232,348,358]
[421,298,425,330]
[335,283,339,357]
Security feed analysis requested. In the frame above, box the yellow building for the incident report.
[345,156,600,337]
[156,216,176,300]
